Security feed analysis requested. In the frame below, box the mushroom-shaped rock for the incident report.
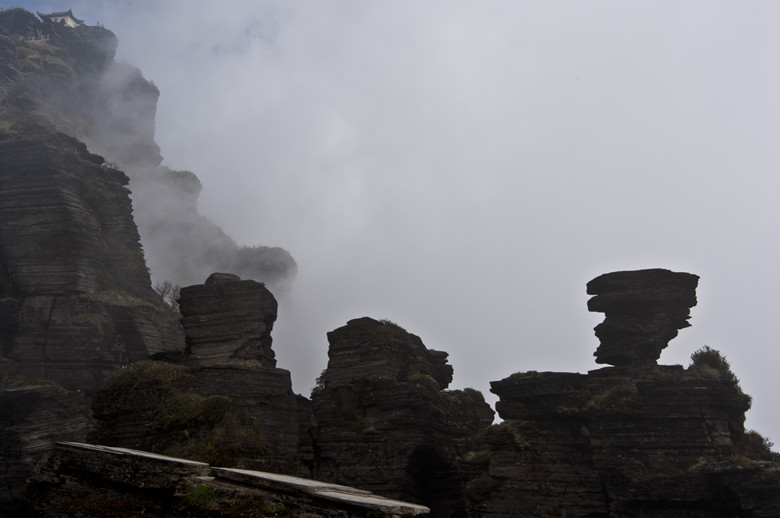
[587,268,699,366]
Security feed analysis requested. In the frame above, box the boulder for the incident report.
[587,268,699,365]
[179,273,278,366]
[322,317,453,389]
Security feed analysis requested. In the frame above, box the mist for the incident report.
[22,1,780,445]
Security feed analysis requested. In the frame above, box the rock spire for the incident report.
[587,268,699,366]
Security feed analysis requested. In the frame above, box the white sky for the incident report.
[21,1,780,445]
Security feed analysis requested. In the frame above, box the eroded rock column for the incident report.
[587,268,699,365]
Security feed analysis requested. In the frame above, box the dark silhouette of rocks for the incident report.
[179,273,278,366]
[321,316,454,388]
[477,270,780,517]
[0,8,779,517]
[0,122,185,392]
[91,274,312,475]
[587,268,699,366]
[0,384,93,515]
[485,367,777,516]
[0,7,297,295]
[30,442,429,518]
[0,122,184,513]
[312,317,494,514]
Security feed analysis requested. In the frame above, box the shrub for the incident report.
[311,368,327,395]
[737,430,778,461]
[99,360,190,394]
[689,346,739,385]
[266,500,288,516]
[585,383,639,412]
[183,484,217,509]
[463,450,491,465]
[464,473,500,502]
[376,318,408,335]
[154,280,181,312]
[406,372,441,392]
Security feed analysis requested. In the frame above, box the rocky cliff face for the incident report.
[30,442,430,518]
[312,317,495,516]
[476,269,780,517]
[0,11,297,509]
[0,7,296,295]
[0,11,189,513]
[0,119,184,392]
[15,266,780,517]
[2,9,780,518]
[91,274,313,475]
[0,384,93,516]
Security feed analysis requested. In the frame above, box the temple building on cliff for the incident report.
[37,9,83,28]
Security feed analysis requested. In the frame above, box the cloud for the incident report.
[23,0,780,442]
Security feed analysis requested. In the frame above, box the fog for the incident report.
[22,1,780,444]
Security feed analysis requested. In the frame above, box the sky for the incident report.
[18,1,780,445]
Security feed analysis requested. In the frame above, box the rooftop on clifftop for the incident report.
[37,9,83,28]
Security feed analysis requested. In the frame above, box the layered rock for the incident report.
[30,442,429,518]
[0,7,297,296]
[477,269,780,517]
[312,317,494,516]
[92,274,312,475]
[179,273,278,366]
[587,268,699,365]
[0,383,93,515]
[322,316,453,388]
[0,126,185,392]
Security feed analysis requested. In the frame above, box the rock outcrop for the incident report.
[91,274,313,475]
[321,316,454,388]
[0,7,297,295]
[0,123,184,515]
[2,8,780,517]
[30,442,430,518]
[178,273,278,366]
[476,269,780,517]
[312,317,495,516]
[0,123,185,392]
[587,268,699,366]
[0,383,93,515]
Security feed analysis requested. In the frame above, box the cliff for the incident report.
[0,7,296,294]
[478,270,780,517]
[30,442,429,518]
[0,126,184,390]
[13,266,780,517]
[311,317,495,514]
[90,273,313,475]
[1,8,779,518]
[0,11,296,511]
[0,12,189,509]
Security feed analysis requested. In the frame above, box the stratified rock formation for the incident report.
[0,9,187,391]
[588,268,699,366]
[91,274,313,475]
[312,317,495,516]
[0,10,296,509]
[30,442,429,518]
[0,7,296,295]
[2,8,780,517]
[0,384,93,516]
[179,273,278,366]
[478,269,780,517]
[0,122,185,392]
[321,316,454,388]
